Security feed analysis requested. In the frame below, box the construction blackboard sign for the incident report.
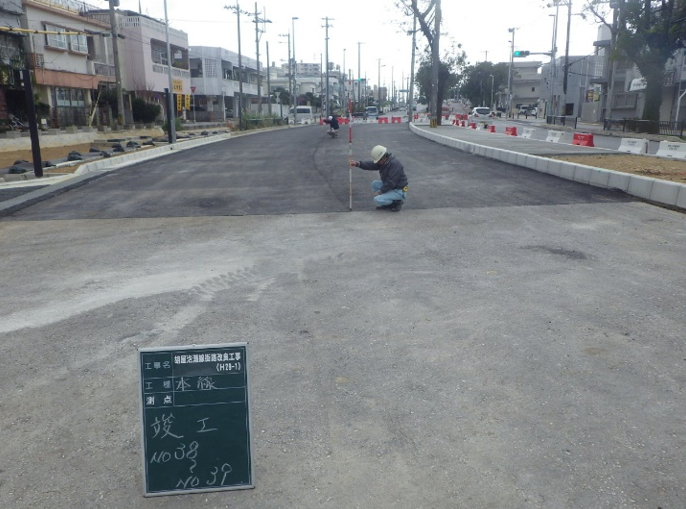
[138,343,253,496]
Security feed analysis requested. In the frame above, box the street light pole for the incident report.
[163,0,175,141]
[292,16,298,122]
[376,58,381,106]
[489,74,494,111]
[408,12,417,122]
[323,17,332,115]
[225,3,250,130]
[357,41,363,111]
[507,27,515,119]
[253,3,271,115]
[562,0,572,116]
[108,0,125,127]
[548,6,559,117]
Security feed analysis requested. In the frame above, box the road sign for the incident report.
[191,86,196,93]
[139,343,253,497]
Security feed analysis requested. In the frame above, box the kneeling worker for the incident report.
[350,145,408,212]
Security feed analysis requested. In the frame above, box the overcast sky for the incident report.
[98,0,601,89]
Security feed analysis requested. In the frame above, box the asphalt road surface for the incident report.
[1,124,685,508]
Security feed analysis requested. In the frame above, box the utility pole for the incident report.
[507,27,515,119]
[357,41,363,112]
[323,17,333,116]
[408,12,416,122]
[108,0,125,127]
[605,0,622,121]
[292,17,298,122]
[278,33,291,120]
[266,41,271,115]
[253,3,271,115]
[225,3,250,129]
[163,0,175,141]
[548,4,559,118]
[430,0,441,126]
[562,0,572,116]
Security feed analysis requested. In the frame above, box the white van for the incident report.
[286,106,315,124]
[365,106,379,120]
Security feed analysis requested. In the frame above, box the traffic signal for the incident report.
[513,50,530,57]
[176,93,182,111]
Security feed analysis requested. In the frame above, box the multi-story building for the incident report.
[509,61,543,114]
[0,0,25,124]
[20,0,116,127]
[88,7,190,124]
[590,24,686,123]
[189,46,260,122]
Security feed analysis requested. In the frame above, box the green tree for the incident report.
[415,45,467,115]
[585,0,686,122]
[461,62,509,109]
[272,86,291,107]
[398,0,443,124]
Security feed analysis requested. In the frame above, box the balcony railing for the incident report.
[94,62,115,77]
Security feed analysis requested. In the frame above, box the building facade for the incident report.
[189,46,260,122]
[19,0,116,127]
[88,7,190,124]
[0,0,25,125]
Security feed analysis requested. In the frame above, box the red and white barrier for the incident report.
[572,132,594,147]
[505,126,518,136]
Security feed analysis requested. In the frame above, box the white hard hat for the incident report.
[328,116,333,120]
[371,145,387,163]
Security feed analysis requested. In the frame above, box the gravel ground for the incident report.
[553,153,686,184]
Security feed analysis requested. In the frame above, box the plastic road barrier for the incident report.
[655,140,686,159]
[617,138,648,154]
[572,132,594,147]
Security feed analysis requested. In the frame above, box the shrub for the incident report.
[132,97,162,124]
[162,116,183,134]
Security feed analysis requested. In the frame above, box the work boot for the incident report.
[390,200,403,212]
[376,203,393,210]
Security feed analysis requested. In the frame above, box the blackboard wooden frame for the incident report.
[138,343,254,496]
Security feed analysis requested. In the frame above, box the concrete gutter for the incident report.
[410,123,686,211]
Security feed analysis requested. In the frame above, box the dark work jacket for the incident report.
[358,155,408,194]
[324,117,340,129]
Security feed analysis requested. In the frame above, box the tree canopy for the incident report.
[415,46,467,113]
[460,62,509,109]
[585,0,686,121]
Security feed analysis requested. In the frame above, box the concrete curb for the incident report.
[410,123,686,211]
[0,132,232,217]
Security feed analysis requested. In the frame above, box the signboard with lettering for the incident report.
[138,343,253,496]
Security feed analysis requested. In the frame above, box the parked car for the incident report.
[365,106,379,120]
[469,106,495,120]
